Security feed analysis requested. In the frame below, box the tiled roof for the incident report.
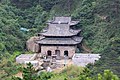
[48,17,79,25]
[40,23,81,36]
[37,17,83,45]
[39,17,80,36]
[36,37,83,45]
[53,17,71,23]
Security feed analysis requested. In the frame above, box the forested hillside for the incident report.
[0,0,120,79]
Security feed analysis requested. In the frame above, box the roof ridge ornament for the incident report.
[58,21,61,24]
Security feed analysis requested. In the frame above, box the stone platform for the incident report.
[16,53,101,70]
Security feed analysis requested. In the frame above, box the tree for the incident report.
[22,63,37,80]
[97,70,119,80]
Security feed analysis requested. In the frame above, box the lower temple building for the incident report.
[35,17,83,59]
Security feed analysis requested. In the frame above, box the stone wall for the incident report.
[72,53,101,66]
[40,45,76,58]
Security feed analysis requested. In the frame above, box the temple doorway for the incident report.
[47,50,52,56]
[64,50,68,57]
[55,50,60,59]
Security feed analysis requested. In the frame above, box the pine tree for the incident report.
[22,63,37,80]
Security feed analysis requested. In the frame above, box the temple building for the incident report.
[16,17,101,67]
[35,17,83,59]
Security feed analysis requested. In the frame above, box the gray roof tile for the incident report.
[40,23,81,36]
[36,37,83,45]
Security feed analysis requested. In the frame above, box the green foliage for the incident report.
[11,76,22,80]
[97,70,119,80]
[38,71,53,80]
[71,0,120,77]
[0,57,22,80]
[0,3,27,52]
[0,1,48,80]
[21,63,37,80]
[12,65,120,80]
[6,51,20,61]
[61,65,84,78]
[0,0,48,54]
[0,0,120,79]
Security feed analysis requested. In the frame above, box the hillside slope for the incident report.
[0,0,120,79]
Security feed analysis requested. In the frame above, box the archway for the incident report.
[64,50,68,57]
[47,50,52,56]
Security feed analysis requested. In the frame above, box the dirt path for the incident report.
[14,72,23,79]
